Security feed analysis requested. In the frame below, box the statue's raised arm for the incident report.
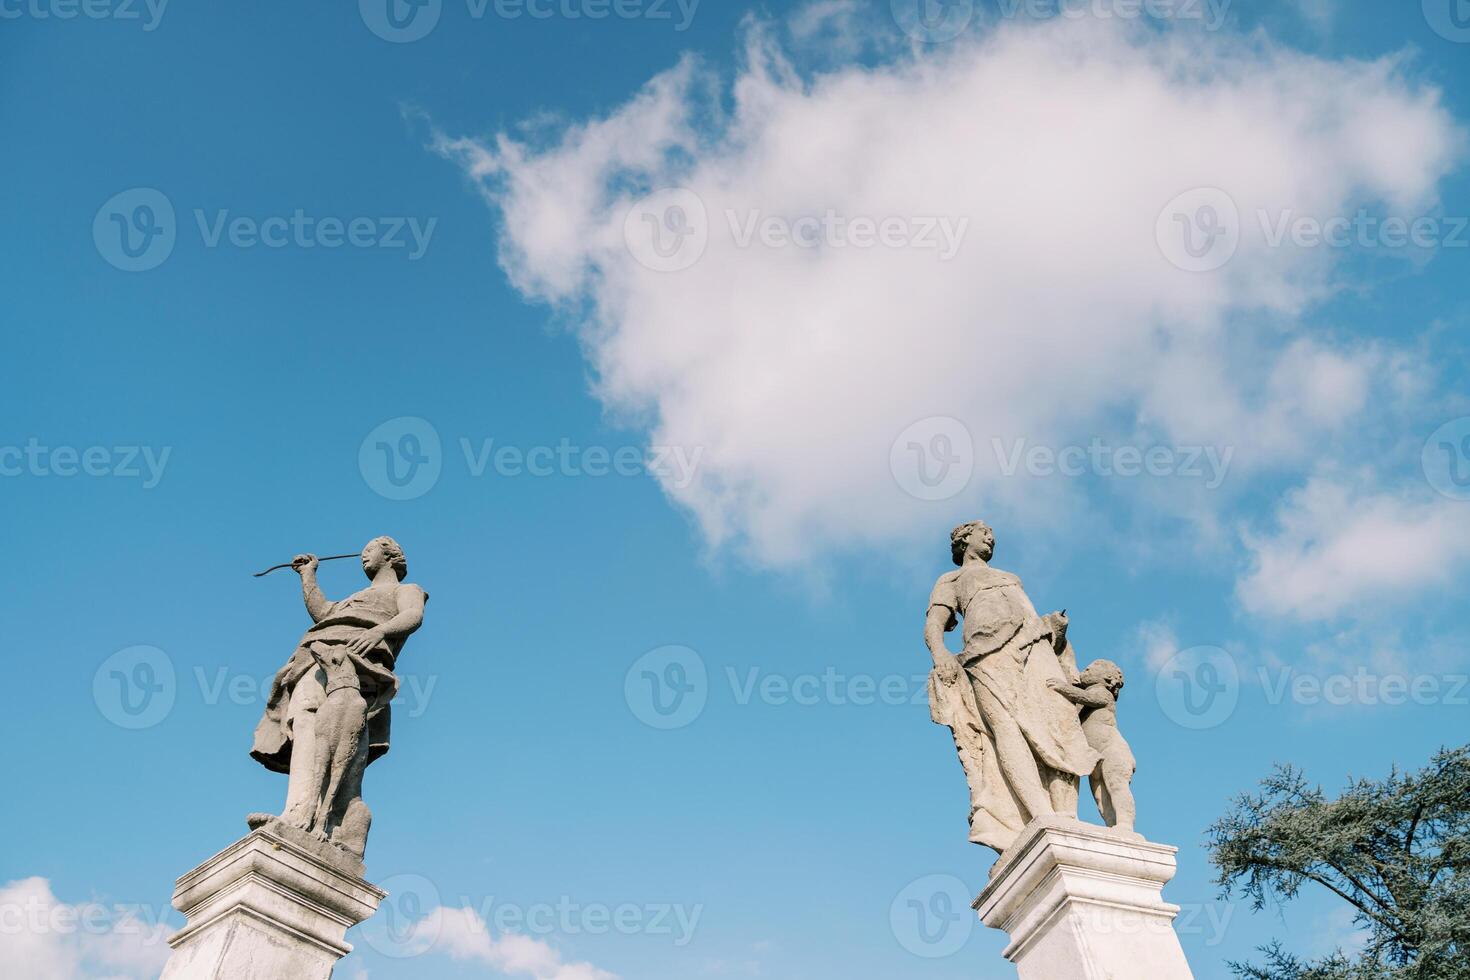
[248,535,428,860]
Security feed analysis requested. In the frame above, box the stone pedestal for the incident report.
[159,820,385,980]
[974,818,1196,980]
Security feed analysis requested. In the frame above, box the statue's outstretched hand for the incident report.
[291,554,320,575]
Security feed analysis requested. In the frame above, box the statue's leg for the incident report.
[314,692,367,837]
[1101,762,1136,832]
[1090,767,1112,825]
[972,682,1052,821]
[331,722,373,857]
[1046,766,1079,817]
[280,670,327,828]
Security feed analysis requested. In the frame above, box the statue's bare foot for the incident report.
[245,812,275,831]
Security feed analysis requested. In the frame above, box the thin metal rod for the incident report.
[252,553,360,578]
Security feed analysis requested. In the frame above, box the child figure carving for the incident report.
[1048,659,1138,834]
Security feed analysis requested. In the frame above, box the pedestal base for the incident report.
[974,818,1196,980]
[159,822,385,980]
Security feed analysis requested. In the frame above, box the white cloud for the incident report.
[0,877,171,980]
[1238,475,1470,620]
[414,906,616,980]
[1131,619,1181,672]
[435,15,1461,568]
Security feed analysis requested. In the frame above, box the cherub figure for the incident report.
[1048,660,1137,833]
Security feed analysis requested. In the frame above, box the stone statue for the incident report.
[1048,660,1137,833]
[925,521,1100,856]
[248,536,427,858]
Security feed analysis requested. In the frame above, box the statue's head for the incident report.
[1080,659,1124,696]
[362,536,408,581]
[950,521,995,566]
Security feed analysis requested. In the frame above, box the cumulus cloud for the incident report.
[413,906,616,980]
[0,877,171,980]
[435,13,1461,567]
[1237,475,1470,620]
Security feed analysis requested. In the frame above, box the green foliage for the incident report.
[1206,745,1470,980]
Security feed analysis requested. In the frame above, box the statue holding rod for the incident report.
[247,535,428,859]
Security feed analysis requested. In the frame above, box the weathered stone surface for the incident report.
[974,817,1195,980]
[923,521,1142,856]
[158,825,384,980]
[249,536,428,859]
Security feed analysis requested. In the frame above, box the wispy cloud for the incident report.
[1238,474,1470,620]
[412,905,617,980]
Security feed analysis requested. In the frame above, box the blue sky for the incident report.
[3,1,1469,978]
